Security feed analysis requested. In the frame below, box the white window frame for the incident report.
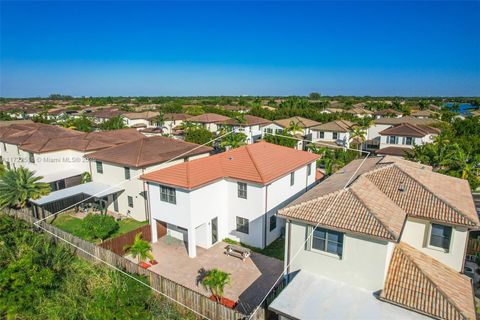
[236,216,249,234]
[160,185,176,204]
[237,182,247,199]
[290,172,295,186]
[310,226,344,259]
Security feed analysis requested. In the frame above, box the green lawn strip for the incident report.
[110,219,149,238]
[51,214,148,242]
[51,214,91,241]
[224,237,285,261]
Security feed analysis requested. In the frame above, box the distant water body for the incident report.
[444,102,479,115]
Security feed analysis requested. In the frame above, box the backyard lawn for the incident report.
[51,214,148,242]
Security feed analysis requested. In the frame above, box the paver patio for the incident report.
[128,236,283,314]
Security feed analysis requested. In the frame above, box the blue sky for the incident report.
[1,1,479,97]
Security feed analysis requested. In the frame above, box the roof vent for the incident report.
[398,181,406,192]
[228,156,234,160]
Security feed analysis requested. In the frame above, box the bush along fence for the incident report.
[3,208,286,320]
[100,224,152,256]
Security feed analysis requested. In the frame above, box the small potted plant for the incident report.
[202,268,236,308]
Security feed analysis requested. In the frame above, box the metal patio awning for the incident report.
[31,182,123,206]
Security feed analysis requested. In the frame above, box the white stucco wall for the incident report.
[287,220,393,291]
[400,217,468,271]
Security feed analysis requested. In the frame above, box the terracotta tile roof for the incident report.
[215,115,272,127]
[0,123,144,153]
[374,108,403,116]
[311,120,355,132]
[324,107,345,113]
[159,113,189,121]
[412,110,437,117]
[347,107,373,115]
[0,120,34,127]
[85,136,212,168]
[274,116,321,129]
[365,164,478,227]
[379,123,440,137]
[141,142,319,189]
[374,116,439,126]
[186,113,231,123]
[376,146,413,157]
[381,242,475,320]
[279,176,406,241]
[91,108,123,119]
[280,157,479,239]
[123,111,160,120]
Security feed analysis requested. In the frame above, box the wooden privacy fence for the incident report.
[3,208,250,320]
[100,224,152,256]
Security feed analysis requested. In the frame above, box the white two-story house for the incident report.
[376,122,440,157]
[261,116,321,150]
[270,156,477,320]
[85,136,212,221]
[310,120,355,149]
[216,115,271,144]
[185,113,231,133]
[141,142,318,257]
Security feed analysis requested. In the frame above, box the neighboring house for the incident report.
[262,116,321,149]
[346,107,373,118]
[186,113,231,133]
[141,142,318,257]
[216,115,271,144]
[411,109,438,118]
[91,108,124,123]
[366,116,439,150]
[373,108,403,119]
[148,113,189,135]
[310,120,355,149]
[85,136,212,221]
[376,123,440,157]
[123,111,160,128]
[320,107,345,114]
[270,156,478,320]
[0,123,144,193]
[221,105,250,113]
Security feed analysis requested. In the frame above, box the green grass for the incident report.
[51,214,90,240]
[51,214,149,242]
[224,237,285,261]
[110,218,148,238]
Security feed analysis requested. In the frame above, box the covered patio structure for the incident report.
[30,182,123,218]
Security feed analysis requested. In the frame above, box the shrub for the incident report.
[81,214,119,241]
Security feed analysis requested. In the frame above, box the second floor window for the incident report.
[237,182,247,199]
[403,137,413,145]
[2,143,6,151]
[311,227,344,258]
[160,185,176,204]
[307,163,312,176]
[332,132,338,140]
[96,161,103,174]
[318,131,325,139]
[388,136,398,144]
[429,223,452,251]
[290,172,295,186]
[124,167,130,180]
[127,196,134,208]
[29,152,35,163]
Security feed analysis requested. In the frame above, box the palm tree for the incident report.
[123,233,154,263]
[201,268,231,301]
[0,167,51,209]
[349,127,366,151]
[81,172,92,184]
[220,133,247,150]
[286,120,303,135]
